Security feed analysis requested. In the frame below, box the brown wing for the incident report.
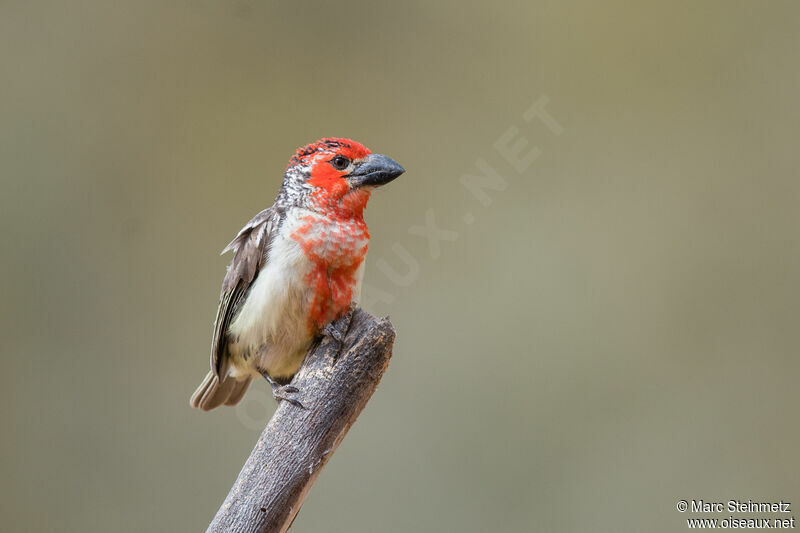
[209,207,283,377]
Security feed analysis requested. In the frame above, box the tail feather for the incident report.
[224,377,252,406]
[190,371,251,411]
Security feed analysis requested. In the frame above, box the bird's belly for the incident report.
[226,232,313,379]
[226,213,367,379]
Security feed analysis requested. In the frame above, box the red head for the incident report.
[278,138,404,218]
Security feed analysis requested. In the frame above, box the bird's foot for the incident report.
[260,370,305,409]
[272,385,304,409]
[322,304,356,345]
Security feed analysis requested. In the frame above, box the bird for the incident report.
[190,138,405,411]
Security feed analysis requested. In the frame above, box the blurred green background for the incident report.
[2,1,799,531]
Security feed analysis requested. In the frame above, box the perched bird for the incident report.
[190,138,404,411]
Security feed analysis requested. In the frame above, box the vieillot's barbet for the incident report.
[190,138,405,411]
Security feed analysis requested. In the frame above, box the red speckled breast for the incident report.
[290,213,370,332]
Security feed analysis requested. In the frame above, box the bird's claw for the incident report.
[322,322,345,344]
[272,385,305,409]
[261,370,305,409]
[322,304,356,344]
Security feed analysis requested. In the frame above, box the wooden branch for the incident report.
[205,309,396,533]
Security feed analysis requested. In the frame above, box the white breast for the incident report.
[226,215,311,377]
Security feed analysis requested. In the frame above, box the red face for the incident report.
[307,139,371,196]
[289,138,373,217]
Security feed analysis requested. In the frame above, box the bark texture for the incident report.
[206,309,395,533]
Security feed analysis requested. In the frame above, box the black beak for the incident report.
[348,153,405,188]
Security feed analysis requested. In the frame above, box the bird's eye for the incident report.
[330,155,350,170]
